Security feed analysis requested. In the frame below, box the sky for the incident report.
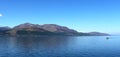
[0,0,120,34]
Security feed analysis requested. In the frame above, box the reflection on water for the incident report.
[0,36,120,57]
[9,36,73,50]
[0,36,76,57]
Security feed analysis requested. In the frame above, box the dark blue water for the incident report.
[0,36,120,57]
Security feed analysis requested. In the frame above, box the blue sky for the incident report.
[0,0,120,34]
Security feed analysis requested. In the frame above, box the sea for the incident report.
[0,36,119,57]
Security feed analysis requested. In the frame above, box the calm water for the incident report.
[0,36,120,57]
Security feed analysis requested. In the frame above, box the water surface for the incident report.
[0,36,119,57]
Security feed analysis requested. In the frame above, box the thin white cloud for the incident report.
[0,13,3,17]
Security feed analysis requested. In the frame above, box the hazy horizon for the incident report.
[0,0,120,34]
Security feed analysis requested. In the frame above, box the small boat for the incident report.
[106,37,109,39]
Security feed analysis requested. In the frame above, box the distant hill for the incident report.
[88,32,109,36]
[0,27,11,35]
[0,23,110,36]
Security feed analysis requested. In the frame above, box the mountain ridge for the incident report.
[0,23,110,36]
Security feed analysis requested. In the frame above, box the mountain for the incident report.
[88,32,110,36]
[14,23,78,33]
[0,23,109,36]
[10,23,79,35]
[14,23,41,29]
[9,23,53,35]
[40,24,79,35]
[0,27,11,35]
